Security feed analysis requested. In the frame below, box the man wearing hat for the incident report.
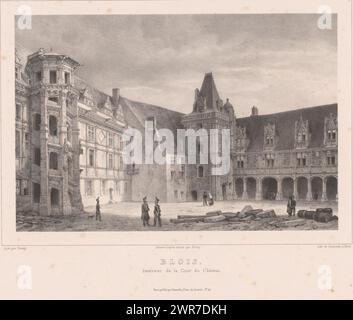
[95,196,102,221]
[141,196,150,227]
[153,197,162,227]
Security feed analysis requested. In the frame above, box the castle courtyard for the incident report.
[16,200,338,232]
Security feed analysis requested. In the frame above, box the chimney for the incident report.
[251,105,259,116]
[112,88,120,106]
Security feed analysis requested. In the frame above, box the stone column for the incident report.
[255,177,262,200]
[276,177,282,200]
[322,177,327,201]
[242,178,248,200]
[307,177,313,201]
[39,89,50,216]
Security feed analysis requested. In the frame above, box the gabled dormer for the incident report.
[263,122,276,150]
[295,115,310,149]
[324,113,337,147]
[235,125,249,152]
[114,104,125,123]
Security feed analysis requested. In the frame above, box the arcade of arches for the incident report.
[233,176,337,201]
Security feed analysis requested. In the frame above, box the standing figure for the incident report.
[95,197,102,221]
[141,196,150,227]
[291,195,297,216]
[153,197,162,227]
[287,196,297,216]
[202,191,208,206]
[208,192,214,206]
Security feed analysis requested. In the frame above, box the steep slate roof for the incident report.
[236,103,337,152]
[199,72,221,110]
[74,76,113,108]
[120,97,184,136]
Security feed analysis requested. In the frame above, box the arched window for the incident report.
[50,188,59,207]
[49,152,58,170]
[49,115,58,136]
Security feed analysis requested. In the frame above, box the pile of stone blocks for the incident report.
[297,208,337,223]
[170,205,277,224]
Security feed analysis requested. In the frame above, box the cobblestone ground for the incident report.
[17,200,338,231]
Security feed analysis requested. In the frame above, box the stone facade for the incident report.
[16,48,83,215]
[182,73,235,201]
[15,47,185,214]
[183,73,338,202]
[15,48,338,216]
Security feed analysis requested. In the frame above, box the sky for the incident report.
[16,14,337,117]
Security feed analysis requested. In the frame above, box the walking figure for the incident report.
[202,191,208,206]
[141,196,150,227]
[95,197,102,221]
[153,197,162,227]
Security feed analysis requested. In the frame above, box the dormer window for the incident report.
[324,113,337,146]
[264,123,275,149]
[235,126,249,152]
[295,116,309,148]
[50,70,57,84]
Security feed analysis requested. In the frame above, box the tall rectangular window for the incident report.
[108,132,113,148]
[64,72,70,84]
[327,156,336,165]
[198,166,204,177]
[34,113,41,131]
[25,133,30,149]
[16,104,21,120]
[22,180,28,195]
[88,126,95,142]
[49,70,57,84]
[15,130,20,158]
[34,148,41,166]
[86,180,93,196]
[108,153,113,169]
[35,71,42,82]
[16,179,21,195]
[88,149,94,166]
[32,182,40,203]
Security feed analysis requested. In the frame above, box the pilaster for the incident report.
[39,89,50,215]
